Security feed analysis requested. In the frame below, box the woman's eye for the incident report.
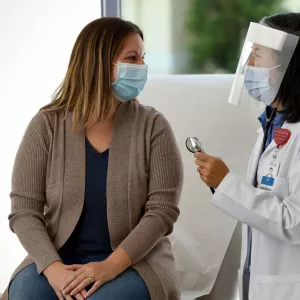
[127,56,136,61]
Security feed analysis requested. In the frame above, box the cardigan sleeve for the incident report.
[119,113,183,264]
[8,113,62,273]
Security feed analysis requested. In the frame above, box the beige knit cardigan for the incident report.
[1,101,183,300]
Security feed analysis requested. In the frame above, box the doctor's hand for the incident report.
[194,152,230,188]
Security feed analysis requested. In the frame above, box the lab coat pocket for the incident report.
[272,177,290,200]
[250,274,300,300]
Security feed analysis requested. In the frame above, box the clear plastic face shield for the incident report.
[228,22,299,108]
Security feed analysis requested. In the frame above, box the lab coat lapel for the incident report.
[247,128,264,186]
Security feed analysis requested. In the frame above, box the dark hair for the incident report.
[261,13,300,123]
[42,18,143,131]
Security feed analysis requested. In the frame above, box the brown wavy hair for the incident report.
[41,17,143,131]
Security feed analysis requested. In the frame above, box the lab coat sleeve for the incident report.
[212,169,300,245]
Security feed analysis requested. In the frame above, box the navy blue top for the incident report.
[60,138,112,255]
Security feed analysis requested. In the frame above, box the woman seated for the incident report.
[2,17,183,300]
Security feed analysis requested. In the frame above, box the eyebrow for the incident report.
[125,50,146,55]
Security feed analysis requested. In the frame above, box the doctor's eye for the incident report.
[253,49,262,59]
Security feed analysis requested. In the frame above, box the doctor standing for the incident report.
[195,13,300,300]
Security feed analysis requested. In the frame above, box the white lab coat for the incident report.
[212,121,300,300]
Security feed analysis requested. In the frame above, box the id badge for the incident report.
[259,161,280,191]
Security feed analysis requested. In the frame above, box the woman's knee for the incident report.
[9,264,56,300]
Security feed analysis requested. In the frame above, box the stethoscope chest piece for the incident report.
[186,137,202,153]
[185,136,215,194]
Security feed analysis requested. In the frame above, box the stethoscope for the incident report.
[185,137,215,194]
[263,105,277,152]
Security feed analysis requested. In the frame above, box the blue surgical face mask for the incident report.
[111,62,148,102]
[244,65,280,106]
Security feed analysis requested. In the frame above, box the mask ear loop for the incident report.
[269,64,281,71]
[111,62,121,85]
[268,63,281,109]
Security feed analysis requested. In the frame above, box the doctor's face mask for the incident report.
[244,45,282,106]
